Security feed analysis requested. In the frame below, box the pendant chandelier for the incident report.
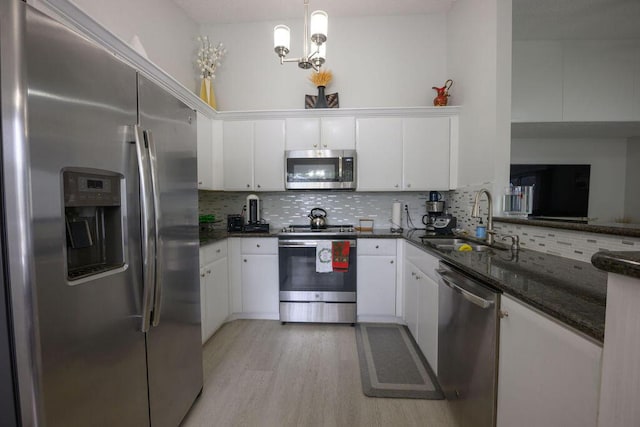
[273,0,328,72]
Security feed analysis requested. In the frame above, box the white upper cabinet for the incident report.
[356,117,403,191]
[210,120,224,190]
[512,40,640,122]
[196,112,214,190]
[321,117,356,149]
[285,117,355,150]
[511,41,563,122]
[357,117,451,191]
[403,117,450,191]
[223,120,254,191]
[563,41,640,121]
[223,120,285,191]
[254,120,285,191]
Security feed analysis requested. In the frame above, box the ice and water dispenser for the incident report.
[63,170,124,281]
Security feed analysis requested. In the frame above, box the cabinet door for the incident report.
[196,112,214,190]
[403,261,419,338]
[208,257,229,334]
[223,121,254,190]
[254,120,285,191]
[241,254,279,315]
[417,274,439,374]
[403,117,450,191]
[285,118,320,150]
[356,118,403,191]
[356,255,396,318]
[211,119,224,190]
[497,295,602,427]
[563,41,640,121]
[321,116,356,149]
[200,267,208,343]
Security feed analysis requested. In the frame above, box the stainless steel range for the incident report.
[278,225,357,323]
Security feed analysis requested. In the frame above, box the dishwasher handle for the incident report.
[437,269,495,309]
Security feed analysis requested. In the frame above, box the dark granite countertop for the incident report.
[199,227,607,341]
[400,230,607,342]
[495,216,640,238]
[592,251,640,280]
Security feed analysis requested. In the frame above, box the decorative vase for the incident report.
[314,85,328,109]
[199,78,217,109]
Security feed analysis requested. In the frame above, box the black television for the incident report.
[510,164,591,219]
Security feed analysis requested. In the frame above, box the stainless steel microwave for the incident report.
[285,149,357,190]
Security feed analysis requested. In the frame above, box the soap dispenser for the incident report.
[476,218,487,239]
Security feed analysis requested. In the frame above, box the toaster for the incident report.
[227,214,243,232]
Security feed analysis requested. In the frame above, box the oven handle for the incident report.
[279,239,357,248]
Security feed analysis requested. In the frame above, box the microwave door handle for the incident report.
[338,157,343,182]
[134,125,156,333]
[144,130,163,328]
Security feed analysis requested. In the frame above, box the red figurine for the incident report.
[432,79,453,106]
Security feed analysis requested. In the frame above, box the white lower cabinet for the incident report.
[356,239,397,321]
[199,240,229,343]
[497,295,602,427]
[227,237,279,319]
[403,257,439,374]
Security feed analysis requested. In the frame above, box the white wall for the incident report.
[446,0,512,196]
[511,138,628,222]
[58,0,199,91]
[625,138,640,222]
[200,14,448,111]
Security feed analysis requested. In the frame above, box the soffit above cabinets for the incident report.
[513,0,640,40]
[511,121,640,139]
[172,0,455,25]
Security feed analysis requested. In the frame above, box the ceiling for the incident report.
[172,0,456,25]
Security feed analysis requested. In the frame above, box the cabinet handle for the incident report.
[394,184,399,188]
[323,144,327,148]
[375,245,379,249]
[411,272,415,276]
[390,260,394,264]
[216,249,221,253]
[257,244,261,248]
[244,259,247,262]
[415,275,420,280]
[313,143,318,148]
[499,310,509,319]
[257,184,261,188]
[246,184,250,188]
[206,269,211,274]
[407,183,411,188]
[200,273,205,278]
[198,181,203,185]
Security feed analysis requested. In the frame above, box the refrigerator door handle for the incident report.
[144,130,163,327]
[134,125,156,332]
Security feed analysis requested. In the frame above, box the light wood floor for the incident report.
[181,320,458,427]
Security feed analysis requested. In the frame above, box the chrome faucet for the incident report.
[472,188,494,245]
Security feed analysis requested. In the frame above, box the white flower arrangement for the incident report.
[196,36,226,80]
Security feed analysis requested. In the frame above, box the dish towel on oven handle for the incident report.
[316,240,333,273]
[332,240,350,272]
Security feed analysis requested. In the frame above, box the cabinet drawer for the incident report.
[200,240,228,266]
[357,239,396,256]
[241,237,278,254]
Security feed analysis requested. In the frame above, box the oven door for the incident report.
[278,238,357,302]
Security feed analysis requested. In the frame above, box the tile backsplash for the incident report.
[199,191,444,231]
[201,187,637,263]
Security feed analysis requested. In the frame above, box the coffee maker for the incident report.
[422,191,456,235]
[243,194,269,232]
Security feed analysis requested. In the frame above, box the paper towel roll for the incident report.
[391,202,402,230]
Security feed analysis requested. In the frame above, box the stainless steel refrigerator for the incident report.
[0,2,202,426]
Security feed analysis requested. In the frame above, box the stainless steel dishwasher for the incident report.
[436,262,500,427]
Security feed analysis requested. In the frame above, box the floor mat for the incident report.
[355,323,444,399]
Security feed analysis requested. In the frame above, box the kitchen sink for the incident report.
[421,237,504,252]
